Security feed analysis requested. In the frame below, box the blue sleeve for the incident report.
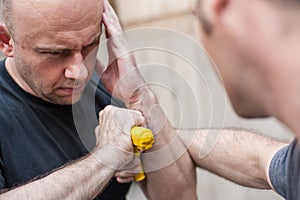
[269,145,289,198]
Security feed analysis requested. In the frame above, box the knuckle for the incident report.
[94,126,100,133]
[104,105,113,111]
[132,110,142,118]
[103,105,117,115]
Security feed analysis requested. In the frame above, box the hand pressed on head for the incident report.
[96,0,155,109]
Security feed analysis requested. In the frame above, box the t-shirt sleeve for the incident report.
[268,144,289,198]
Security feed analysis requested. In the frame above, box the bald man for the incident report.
[0,0,196,199]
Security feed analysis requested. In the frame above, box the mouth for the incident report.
[59,83,86,96]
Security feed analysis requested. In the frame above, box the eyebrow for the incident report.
[34,32,102,51]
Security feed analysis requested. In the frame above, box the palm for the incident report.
[97,0,147,107]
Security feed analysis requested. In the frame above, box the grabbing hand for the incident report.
[94,105,145,169]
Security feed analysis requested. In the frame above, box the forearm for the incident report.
[179,128,287,189]
[0,150,117,200]
[133,89,197,200]
[99,3,196,198]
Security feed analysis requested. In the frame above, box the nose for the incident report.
[65,52,88,83]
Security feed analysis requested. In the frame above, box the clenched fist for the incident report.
[94,105,145,170]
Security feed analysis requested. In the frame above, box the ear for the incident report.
[0,24,14,57]
[203,0,229,22]
[213,0,229,14]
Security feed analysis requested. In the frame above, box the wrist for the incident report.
[127,86,158,109]
[92,146,133,170]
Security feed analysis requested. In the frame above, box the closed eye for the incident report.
[44,51,61,55]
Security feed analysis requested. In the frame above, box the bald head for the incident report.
[2,0,103,37]
[0,0,104,105]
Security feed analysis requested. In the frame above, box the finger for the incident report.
[131,111,146,127]
[103,0,121,26]
[94,126,101,137]
[102,0,122,38]
[116,176,134,184]
[115,170,136,183]
[115,171,136,177]
[125,112,146,133]
[103,0,111,13]
[98,109,104,124]
[102,14,127,54]
[102,0,132,62]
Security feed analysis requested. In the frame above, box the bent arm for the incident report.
[136,90,197,200]
[100,1,197,198]
[179,128,288,189]
[0,106,143,200]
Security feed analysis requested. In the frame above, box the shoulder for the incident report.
[0,63,26,136]
[0,96,14,137]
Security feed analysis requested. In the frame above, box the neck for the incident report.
[5,57,37,96]
[272,80,300,141]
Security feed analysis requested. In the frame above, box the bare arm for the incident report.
[179,128,288,189]
[0,106,145,200]
[0,152,116,200]
[136,90,197,200]
[99,1,197,199]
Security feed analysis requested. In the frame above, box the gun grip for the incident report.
[130,127,154,182]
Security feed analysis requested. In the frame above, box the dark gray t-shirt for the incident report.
[0,59,130,199]
[269,140,300,200]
